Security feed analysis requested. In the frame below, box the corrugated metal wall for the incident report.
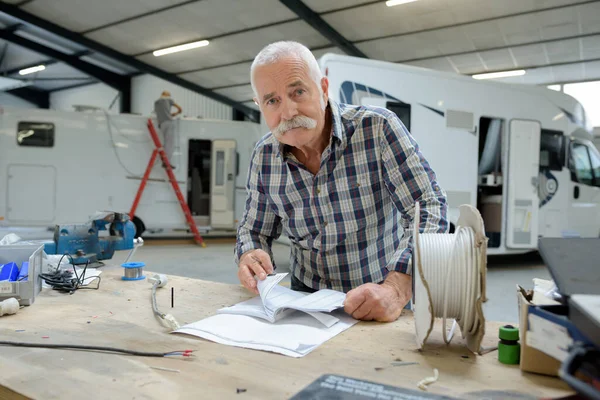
[47,75,234,121]
[0,92,38,109]
[132,75,233,120]
[50,83,119,111]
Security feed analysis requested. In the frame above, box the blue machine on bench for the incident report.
[43,212,136,265]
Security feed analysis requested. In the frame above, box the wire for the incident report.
[40,254,101,294]
[419,226,482,345]
[0,341,194,358]
[151,280,165,319]
[103,109,145,176]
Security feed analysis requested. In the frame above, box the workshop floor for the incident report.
[111,238,551,324]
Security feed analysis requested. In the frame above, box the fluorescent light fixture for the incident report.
[386,0,419,6]
[19,65,45,75]
[472,69,526,80]
[153,40,209,57]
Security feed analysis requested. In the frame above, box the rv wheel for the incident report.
[131,216,146,238]
[449,223,456,234]
[109,216,146,239]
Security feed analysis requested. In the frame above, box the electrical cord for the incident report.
[420,225,481,345]
[0,341,193,358]
[149,274,180,330]
[40,254,101,294]
[151,280,165,319]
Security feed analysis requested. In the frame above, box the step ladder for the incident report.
[129,118,205,247]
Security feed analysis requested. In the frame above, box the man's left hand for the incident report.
[343,271,411,322]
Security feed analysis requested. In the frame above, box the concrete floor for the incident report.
[110,238,552,323]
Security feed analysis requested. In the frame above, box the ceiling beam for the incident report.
[1,50,91,75]
[1,58,59,75]
[466,56,600,77]
[279,0,367,58]
[356,0,600,45]
[132,18,297,57]
[81,0,201,34]
[0,2,259,121]
[174,44,332,75]
[0,29,128,90]
[0,29,131,112]
[49,80,99,92]
[7,86,49,108]
[397,32,600,64]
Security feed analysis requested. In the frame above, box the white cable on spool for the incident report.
[412,203,488,353]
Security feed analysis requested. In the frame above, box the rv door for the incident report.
[506,120,541,248]
[210,140,236,229]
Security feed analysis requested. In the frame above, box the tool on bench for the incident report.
[43,212,136,265]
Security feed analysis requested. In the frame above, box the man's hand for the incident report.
[237,249,274,294]
[343,271,411,322]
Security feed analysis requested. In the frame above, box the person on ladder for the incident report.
[153,90,182,169]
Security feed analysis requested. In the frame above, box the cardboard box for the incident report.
[517,286,562,376]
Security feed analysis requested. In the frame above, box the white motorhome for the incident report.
[320,54,600,254]
[593,127,600,151]
[0,106,263,238]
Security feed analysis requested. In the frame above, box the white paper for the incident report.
[218,273,345,327]
[173,310,358,357]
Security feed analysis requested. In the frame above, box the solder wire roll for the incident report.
[418,226,480,344]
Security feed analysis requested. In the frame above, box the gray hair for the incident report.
[250,41,323,99]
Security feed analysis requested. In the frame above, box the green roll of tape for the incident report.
[498,325,520,365]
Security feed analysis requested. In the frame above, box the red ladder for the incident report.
[129,118,205,247]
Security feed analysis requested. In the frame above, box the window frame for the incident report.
[17,121,55,148]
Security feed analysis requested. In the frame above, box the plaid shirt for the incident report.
[236,100,448,292]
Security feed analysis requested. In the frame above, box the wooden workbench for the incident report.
[0,267,571,400]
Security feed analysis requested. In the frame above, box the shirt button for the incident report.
[317,188,321,194]
[324,221,328,227]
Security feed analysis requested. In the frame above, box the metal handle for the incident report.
[559,345,600,400]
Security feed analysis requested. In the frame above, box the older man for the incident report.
[236,41,448,322]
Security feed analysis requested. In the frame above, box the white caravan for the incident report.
[0,106,263,238]
[320,54,600,254]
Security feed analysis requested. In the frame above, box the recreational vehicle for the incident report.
[0,106,263,238]
[320,54,600,255]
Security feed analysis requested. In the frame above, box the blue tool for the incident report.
[44,212,135,265]
[0,262,19,282]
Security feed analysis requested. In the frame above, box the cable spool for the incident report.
[413,203,488,353]
[121,262,146,281]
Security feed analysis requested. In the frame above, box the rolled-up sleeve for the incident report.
[234,147,282,265]
[379,112,449,275]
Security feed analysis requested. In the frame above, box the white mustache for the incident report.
[272,115,317,138]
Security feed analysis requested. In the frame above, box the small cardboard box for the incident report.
[516,285,562,376]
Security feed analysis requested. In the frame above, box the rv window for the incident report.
[17,122,54,147]
[540,130,565,171]
[215,151,225,186]
[386,101,411,132]
[588,145,600,188]
[569,142,593,185]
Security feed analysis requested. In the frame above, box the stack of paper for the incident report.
[173,273,358,357]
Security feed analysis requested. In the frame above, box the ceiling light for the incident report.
[19,65,45,75]
[472,70,526,80]
[386,0,419,7]
[153,40,209,57]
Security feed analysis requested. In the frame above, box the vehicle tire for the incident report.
[449,223,456,234]
[132,216,145,238]
[109,216,145,239]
